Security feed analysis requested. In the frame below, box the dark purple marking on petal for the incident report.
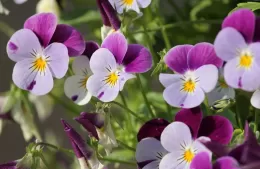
[101,0,121,30]
[71,95,78,101]
[8,42,18,51]
[203,141,230,157]
[180,104,184,107]
[137,160,155,169]
[0,112,14,122]
[83,41,100,59]
[98,92,104,99]
[254,17,260,42]
[137,118,170,142]
[27,80,36,90]
[238,77,242,88]
[0,161,17,169]
[97,0,111,26]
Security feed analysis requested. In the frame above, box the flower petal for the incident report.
[82,41,100,58]
[161,122,192,152]
[198,115,233,145]
[222,9,255,43]
[24,13,57,47]
[101,32,127,64]
[50,24,85,56]
[136,137,167,162]
[224,58,244,89]
[254,17,260,42]
[123,44,152,73]
[64,75,92,105]
[249,42,260,66]
[43,43,69,79]
[175,107,203,139]
[164,45,192,73]
[137,118,170,141]
[143,161,160,169]
[12,59,53,95]
[193,139,212,158]
[213,157,240,169]
[159,73,182,88]
[137,0,151,8]
[87,74,119,102]
[119,72,135,91]
[101,0,121,30]
[190,152,212,169]
[7,29,41,62]
[251,90,260,109]
[204,141,230,157]
[72,56,92,76]
[214,28,247,61]
[195,65,218,93]
[159,151,187,169]
[188,43,223,70]
[90,48,117,74]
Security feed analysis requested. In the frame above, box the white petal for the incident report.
[137,0,151,8]
[159,73,182,88]
[119,72,136,91]
[14,0,27,4]
[159,152,188,169]
[161,122,192,152]
[72,56,92,76]
[192,139,212,158]
[251,90,260,109]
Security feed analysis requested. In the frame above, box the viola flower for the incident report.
[207,68,235,106]
[87,32,152,102]
[108,0,151,14]
[64,42,99,105]
[7,13,85,95]
[75,112,118,154]
[159,43,223,108]
[0,161,28,169]
[61,119,104,169]
[214,9,260,92]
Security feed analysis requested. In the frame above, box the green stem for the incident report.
[161,27,171,50]
[99,157,136,165]
[133,19,222,34]
[136,75,155,118]
[119,92,132,131]
[255,109,260,132]
[116,139,135,152]
[36,142,74,155]
[119,92,128,107]
[111,101,145,122]
[39,154,51,169]
[166,103,172,119]
[0,21,15,37]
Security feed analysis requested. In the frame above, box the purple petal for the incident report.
[229,144,246,164]
[164,45,192,74]
[97,0,111,26]
[61,119,93,159]
[7,29,41,62]
[101,0,121,30]
[190,152,212,169]
[82,41,100,58]
[101,32,128,64]
[198,115,233,145]
[43,43,69,79]
[137,118,169,141]
[175,107,202,139]
[214,28,247,61]
[213,157,240,169]
[187,42,223,70]
[204,141,230,157]
[50,24,85,57]
[253,17,260,42]
[0,161,17,169]
[12,59,54,95]
[123,44,152,73]
[24,13,57,47]
[222,9,255,43]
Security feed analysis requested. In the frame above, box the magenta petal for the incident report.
[83,41,100,58]
[101,32,128,64]
[97,0,111,26]
[137,118,169,141]
[188,42,223,70]
[198,115,233,145]
[101,0,121,30]
[0,161,18,169]
[24,13,57,47]
[123,44,152,73]
[204,141,230,157]
[222,9,255,43]
[213,157,239,169]
[190,152,212,169]
[175,107,202,139]
[254,17,260,42]
[164,45,192,73]
[50,24,85,56]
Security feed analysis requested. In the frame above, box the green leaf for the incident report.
[231,129,244,145]
[219,109,238,128]
[236,93,250,127]
[230,2,260,14]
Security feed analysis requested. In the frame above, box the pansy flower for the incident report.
[87,32,152,102]
[108,0,151,14]
[0,161,29,169]
[6,13,85,95]
[64,42,99,105]
[214,9,260,92]
[159,43,223,108]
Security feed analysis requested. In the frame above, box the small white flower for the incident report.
[109,0,151,14]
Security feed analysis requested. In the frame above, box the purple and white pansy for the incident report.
[159,43,223,108]
[6,13,85,95]
[87,32,152,102]
[108,0,151,14]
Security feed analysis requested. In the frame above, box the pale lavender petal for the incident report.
[248,42,260,66]
[159,152,186,169]
[83,41,100,58]
[119,72,135,91]
[137,0,151,8]
[214,28,247,61]
[13,59,54,95]
[164,45,192,73]
[188,43,223,70]
[198,115,233,145]
[195,65,218,93]
[123,44,152,73]
[254,17,260,42]
[50,24,85,56]
[159,73,182,88]
[175,107,203,139]
[24,13,57,47]
[72,56,92,76]
[101,32,127,64]
[190,152,212,169]
[224,58,244,89]
[222,9,255,43]
[251,90,260,109]
[7,29,41,62]
[213,157,240,169]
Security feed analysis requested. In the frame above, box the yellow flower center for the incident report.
[123,0,134,5]
[182,79,196,93]
[183,149,195,163]
[32,57,47,73]
[105,72,119,87]
[239,54,253,69]
[80,76,89,88]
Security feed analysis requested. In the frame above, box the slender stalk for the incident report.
[136,75,155,118]
[39,154,51,169]
[119,92,132,131]
[99,157,136,165]
[36,142,74,155]
[133,19,222,34]
[0,21,15,37]
[235,94,243,129]
[255,109,260,132]
[161,27,171,50]
[119,92,128,107]
[116,139,135,152]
